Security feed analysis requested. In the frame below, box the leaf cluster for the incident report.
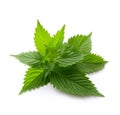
[12,20,107,96]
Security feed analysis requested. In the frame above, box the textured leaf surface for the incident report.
[34,20,51,56]
[45,25,65,60]
[12,21,107,96]
[50,70,103,96]
[52,25,65,49]
[57,49,84,67]
[11,51,42,67]
[19,68,49,94]
[77,54,107,73]
[67,33,92,54]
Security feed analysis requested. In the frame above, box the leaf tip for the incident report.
[63,24,66,28]
[36,20,41,27]
[37,19,40,24]
[104,60,108,64]
[18,92,22,95]
[19,88,24,95]
[10,54,17,58]
[99,93,104,97]
[88,32,92,37]
[96,91,104,97]
[61,24,66,31]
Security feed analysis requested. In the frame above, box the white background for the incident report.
[0,0,120,115]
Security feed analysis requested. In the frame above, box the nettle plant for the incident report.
[12,20,107,96]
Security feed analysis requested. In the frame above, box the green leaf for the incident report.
[57,49,84,67]
[12,21,107,97]
[19,68,49,94]
[52,25,65,49]
[57,33,92,66]
[34,20,52,56]
[45,25,65,60]
[67,33,92,54]
[77,54,107,73]
[11,51,42,68]
[50,70,103,96]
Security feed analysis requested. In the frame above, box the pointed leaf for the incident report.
[68,33,92,54]
[34,20,52,56]
[57,49,84,67]
[52,25,65,49]
[45,25,65,60]
[11,51,42,67]
[77,54,107,73]
[19,68,49,94]
[50,70,103,96]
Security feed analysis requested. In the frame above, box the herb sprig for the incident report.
[12,20,107,96]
